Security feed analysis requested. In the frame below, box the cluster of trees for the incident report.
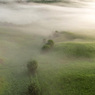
[27,0,60,2]
[27,60,41,95]
[26,39,54,95]
[42,39,54,51]
[0,0,92,4]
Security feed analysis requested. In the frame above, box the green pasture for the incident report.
[0,28,95,95]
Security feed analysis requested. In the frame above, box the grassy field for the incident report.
[0,28,95,95]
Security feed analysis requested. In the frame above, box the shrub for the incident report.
[28,82,41,95]
[27,60,38,73]
[42,44,51,51]
[47,40,54,47]
[42,39,54,51]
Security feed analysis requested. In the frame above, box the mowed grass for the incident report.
[0,28,95,95]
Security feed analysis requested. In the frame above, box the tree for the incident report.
[42,39,54,52]
[28,82,41,95]
[27,60,38,74]
[47,40,54,47]
[42,44,51,51]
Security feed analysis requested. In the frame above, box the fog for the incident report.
[0,1,95,35]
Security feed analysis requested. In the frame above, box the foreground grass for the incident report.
[0,28,95,95]
[37,50,95,95]
[62,74,95,95]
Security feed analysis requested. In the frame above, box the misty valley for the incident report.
[0,1,95,95]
